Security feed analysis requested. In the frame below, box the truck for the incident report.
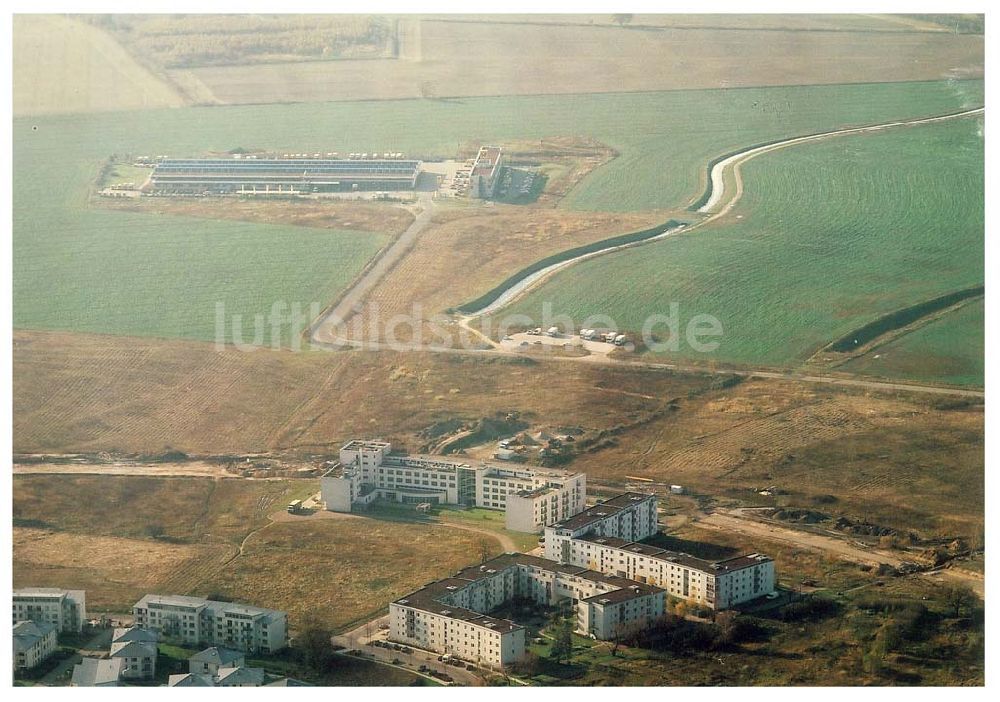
[614,334,627,346]
[547,326,560,337]
[580,328,597,340]
[603,332,618,344]
[287,500,303,514]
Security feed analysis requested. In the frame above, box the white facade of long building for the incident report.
[132,595,286,654]
[12,588,87,633]
[556,535,775,610]
[322,440,586,532]
[389,553,665,667]
[543,492,660,561]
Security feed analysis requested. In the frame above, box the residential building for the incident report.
[71,657,124,687]
[168,673,215,687]
[132,595,286,654]
[13,620,58,672]
[555,534,775,610]
[112,626,158,645]
[110,640,157,680]
[389,552,665,666]
[543,492,659,561]
[216,666,266,687]
[189,646,245,677]
[322,439,586,532]
[12,588,86,633]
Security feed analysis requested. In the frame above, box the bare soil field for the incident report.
[12,475,500,631]
[176,18,982,105]
[13,15,186,116]
[193,519,499,630]
[570,379,983,541]
[13,331,982,545]
[96,197,415,237]
[12,474,309,545]
[339,205,669,343]
[13,528,234,614]
[12,330,714,456]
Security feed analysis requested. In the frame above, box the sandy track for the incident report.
[698,510,983,597]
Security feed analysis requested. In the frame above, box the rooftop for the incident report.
[394,552,665,629]
[71,657,124,687]
[574,534,772,574]
[13,620,57,652]
[189,646,245,666]
[550,492,654,532]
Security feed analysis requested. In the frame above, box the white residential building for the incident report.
[189,646,245,677]
[12,588,86,633]
[13,620,58,672]
[110,639,158,680]
[71,657,124,687]
[557,534,775,610]
[216,666,266,687]
[132,595,286,654]
[389,552,665,667]
[168,673,215,687]
[322,439,586,532]
[543,492,660,561]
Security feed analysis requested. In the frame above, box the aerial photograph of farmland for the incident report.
[7,4,988,692]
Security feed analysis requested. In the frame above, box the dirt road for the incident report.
[697,509,984,597]
[311,192,436,345]
[13,461,236,478]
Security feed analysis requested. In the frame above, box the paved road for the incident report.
[311,192,436,345]
[40,627,113,685]
[333,615,488,686]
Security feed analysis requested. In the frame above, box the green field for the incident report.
[13,80,982,342]
[500,118,984,374]
[840,298,984,386]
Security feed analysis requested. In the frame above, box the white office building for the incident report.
[322,440,586,532]
[132,595,286,654]
[12,588,87,633]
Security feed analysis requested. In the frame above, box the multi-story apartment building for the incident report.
[543,492,659,561]
[322,440,586,532]
[132,595,286,654]
[12,588,87,633]
[556,534,775,610]
[389,552,665,667]
[110,626,158,680]
[13,620,58,672]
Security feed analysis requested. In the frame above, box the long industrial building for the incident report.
[149,157,422,194]
[322,439,587,532]
[389,552,665,667]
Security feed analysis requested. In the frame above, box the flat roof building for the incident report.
[132,595,286,655]
[389,552,665,667]
[150,157,421,194]
[323,439,587,532]
[12,588,86,633]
